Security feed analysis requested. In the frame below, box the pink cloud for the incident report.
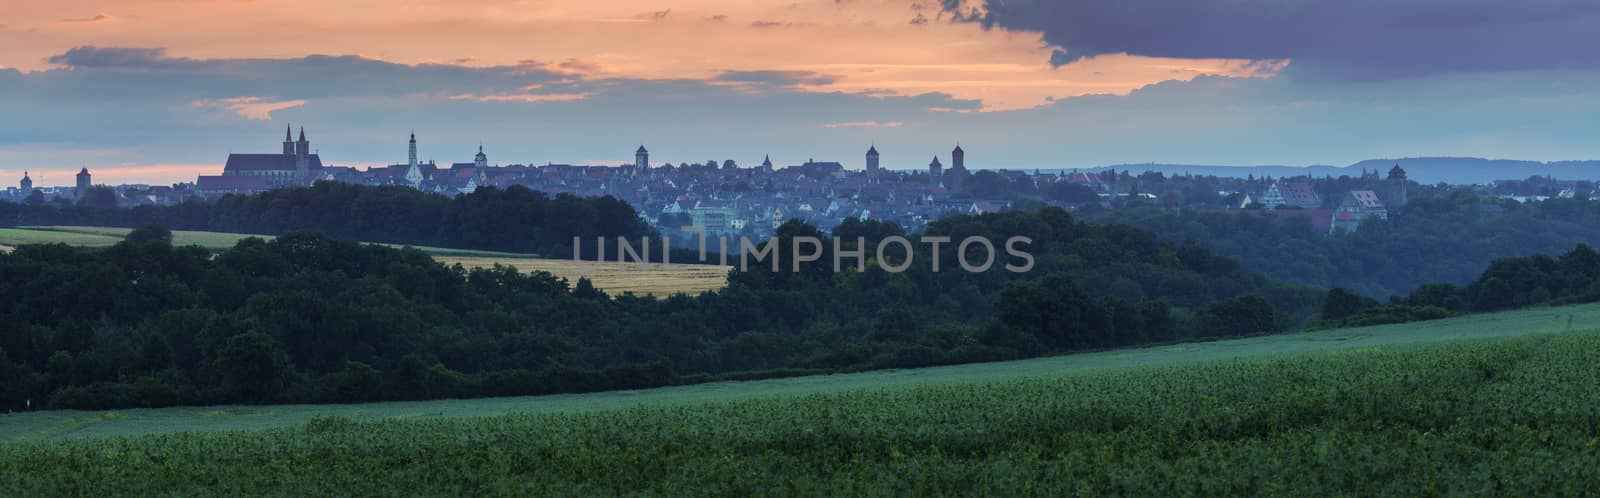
[56,13,118,24]
[823,121,905,129]
[447,92,590,103]
[191,97,308,120]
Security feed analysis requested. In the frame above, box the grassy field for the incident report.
[0,226,728,296]
[2,304,1598,494]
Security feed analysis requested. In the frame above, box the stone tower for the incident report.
[866,145,880,174]
[1387,163,1407,208]
[950,145,967,193]
[75,167,91,200]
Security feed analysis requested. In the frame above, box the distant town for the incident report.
[6,125,1597,238]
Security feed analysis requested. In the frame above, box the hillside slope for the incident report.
[3,301,1594,443]
[3,307,1598,494]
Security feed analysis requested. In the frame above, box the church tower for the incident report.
[408,132,419,169]
[928,156,943,186]
[404,132,423,188]
[19,170,32,196]
[282,125,295,155]
[866,145,880,174]
[295,127,310,157]
[761,154,774,173]
[474,144,488,169]
[635,146,650,171]
[294,127,311,180]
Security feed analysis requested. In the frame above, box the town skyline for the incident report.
[7,1,1600,185]
[11,121,1600,188]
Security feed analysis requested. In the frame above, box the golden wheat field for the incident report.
[0,226,728,296]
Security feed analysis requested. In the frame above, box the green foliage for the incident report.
[0,208,1319,411]
[4,331,1600,495]
[123,224,173,245]
[1337,304,1459,328]
[0,182,651,257]
[1084,193,1600,297]
[1320,287,1378,322]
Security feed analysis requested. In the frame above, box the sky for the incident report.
[3,0,1600,186]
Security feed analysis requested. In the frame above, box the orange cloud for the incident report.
[3,163,217,187]
[56,13,118,24]
[4,0,1285,111]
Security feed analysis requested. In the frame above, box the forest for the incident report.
[0,182,649,258]
[1083,191,1600,297]
[0,206,1326,411]
[5,184,1599,412]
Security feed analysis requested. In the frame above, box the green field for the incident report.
[0,226,729,296]
[2,304,1598,494]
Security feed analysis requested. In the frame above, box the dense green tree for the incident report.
[211,332,294,402]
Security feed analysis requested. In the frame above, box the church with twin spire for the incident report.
[219,125,325,186]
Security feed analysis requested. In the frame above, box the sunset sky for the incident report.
[4,0,1600,185]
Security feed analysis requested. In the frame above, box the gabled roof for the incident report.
[1347,190,1385,208]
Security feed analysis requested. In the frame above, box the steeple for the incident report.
[407,131,419,169]
[294,126,311,159]
[283,124,295,155]
[865,145,880,174]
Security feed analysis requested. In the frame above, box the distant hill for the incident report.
[1053,157,1600,184]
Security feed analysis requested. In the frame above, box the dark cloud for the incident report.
[713,70,839,87]
[749,20,788,28]
[1,47,981,165]
[47,46,205,70]
[952,0,1600,80]
[38,46,566,99]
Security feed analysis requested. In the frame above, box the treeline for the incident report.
[1082,192,1600,297]
[0,182,649,257]
[0,208,1323,411]
[1313,243,1600,329]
